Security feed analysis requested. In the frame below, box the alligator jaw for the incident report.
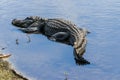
[19,27,38,34]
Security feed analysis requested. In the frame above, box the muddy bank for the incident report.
[0,59,28,80]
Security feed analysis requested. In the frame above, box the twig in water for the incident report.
[16,39,19,45]
[26,34,31,43]
[64,72,68,80]
[0,54,11,59]
[0,47,7,50]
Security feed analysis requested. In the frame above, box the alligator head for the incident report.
[12,16,46,34]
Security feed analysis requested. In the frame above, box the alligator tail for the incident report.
[73,48,90,65]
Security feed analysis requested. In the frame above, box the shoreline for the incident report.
[0,59,29,80]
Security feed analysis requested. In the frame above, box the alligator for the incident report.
[12,16,90,65]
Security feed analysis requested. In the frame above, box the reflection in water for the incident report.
[0,0,120,80]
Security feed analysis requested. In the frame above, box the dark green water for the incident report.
[0,0,120,80]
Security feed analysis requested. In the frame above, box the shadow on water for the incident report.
[0,0,120,80]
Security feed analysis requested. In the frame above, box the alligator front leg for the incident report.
[48,32,69,42]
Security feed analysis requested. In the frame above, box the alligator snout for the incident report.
[12,19,24,27]
[12,19,19,24]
